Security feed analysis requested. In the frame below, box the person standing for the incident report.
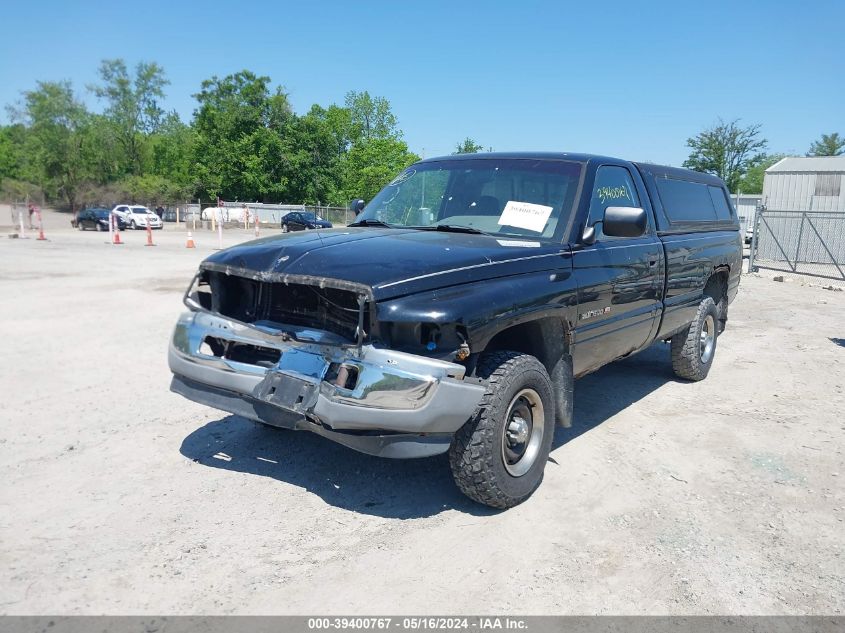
[27,203,39,230]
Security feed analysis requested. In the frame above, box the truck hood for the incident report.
[201,227,570,300]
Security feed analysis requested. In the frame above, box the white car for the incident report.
[112,205,163,230]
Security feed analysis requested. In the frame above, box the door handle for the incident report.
[648,258,658,267]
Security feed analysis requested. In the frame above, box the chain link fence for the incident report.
[749,209,845,285]
[164,202,353,228]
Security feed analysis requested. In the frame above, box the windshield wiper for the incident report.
[348,219,393,228]
[433,224,494,236]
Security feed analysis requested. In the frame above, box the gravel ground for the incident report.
[1,211,844,615]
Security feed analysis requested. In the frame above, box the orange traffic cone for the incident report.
[186,230,196,248]
[113,228,123,245]
[145,222,155,246]
[36,211,47,240]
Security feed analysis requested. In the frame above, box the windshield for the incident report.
[358,158,583,240]
[94,210,111,218]
[300,212,318,222]
[131,207,149,214]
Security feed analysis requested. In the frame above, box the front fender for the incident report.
[376,269,579,352]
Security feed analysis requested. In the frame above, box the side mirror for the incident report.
[603,206,647,238]
[350,199,366,215]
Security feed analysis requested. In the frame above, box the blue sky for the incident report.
[1,0,842,166]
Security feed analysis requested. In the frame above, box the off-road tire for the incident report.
[671,296,719,381]
[449,351,555,509]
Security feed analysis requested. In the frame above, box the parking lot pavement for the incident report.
[1,227,844,614]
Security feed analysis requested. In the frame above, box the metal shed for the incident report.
[751,156,845,282]
[762,156,845,212]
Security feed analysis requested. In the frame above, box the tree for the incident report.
[0,123,26,180]
[343,137,419,202]
[807,132,844,157]
[285,104,353,204]
[683,119,767,192]
[192,70,292,201]
[149,112,196,189]
[11,81,91,210]
[737,154,787,194]
[90,59,169,175]
[344,91,398,141]
[453,138,485,154]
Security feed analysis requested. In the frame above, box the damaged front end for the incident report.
[168,265,485,458]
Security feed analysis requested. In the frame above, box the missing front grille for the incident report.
[198,270,369,342]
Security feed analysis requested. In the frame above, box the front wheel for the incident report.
[130,220,136,230]
[449,351,555,509]
[671,296,719,381]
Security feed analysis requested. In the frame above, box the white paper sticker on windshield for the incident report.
[498,201,553,233]
[497,239,541,248]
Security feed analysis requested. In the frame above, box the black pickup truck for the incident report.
[169,152,741,508]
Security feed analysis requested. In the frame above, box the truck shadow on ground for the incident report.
[553,342,678,449]
[179,342,676,519]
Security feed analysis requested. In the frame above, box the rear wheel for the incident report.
[282,223,289,233]
[449,351,555,509]
[671,296,719,381]
[77,222,84,231]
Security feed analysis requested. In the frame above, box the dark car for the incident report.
[281,211,332,232]
[73,208,126,231]
[170,152,741,509]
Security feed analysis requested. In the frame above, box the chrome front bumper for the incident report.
[168,311,485,457]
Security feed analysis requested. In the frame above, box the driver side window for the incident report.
[587,166,642,241]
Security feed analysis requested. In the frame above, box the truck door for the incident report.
[571,165,664,375]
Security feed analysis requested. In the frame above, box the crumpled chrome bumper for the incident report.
[168,311,485,458]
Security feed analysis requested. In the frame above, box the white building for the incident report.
[733,193,763,234]
[763,156,845,212]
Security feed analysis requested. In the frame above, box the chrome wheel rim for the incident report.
[700,314,715,363]
[501,388,545,477]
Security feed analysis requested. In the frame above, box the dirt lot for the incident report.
[1,212,844,615]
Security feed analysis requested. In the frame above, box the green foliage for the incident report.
[90,59,169,175]
[453,138,485,154]
[343,137,419,203]
[0,59,419,210]
[737,153,787,195]
[191,70,292,202]
[12,80,91,209]
[1,177,43,203]
[0,124,26,179]
[344,91,399,141]
[149,112,196,187]
[807,132,844,157]
[683,119,767,192]
[285,104,351,204]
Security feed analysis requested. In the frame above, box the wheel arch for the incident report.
[704,265,730,330]
[478,315,574,428]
